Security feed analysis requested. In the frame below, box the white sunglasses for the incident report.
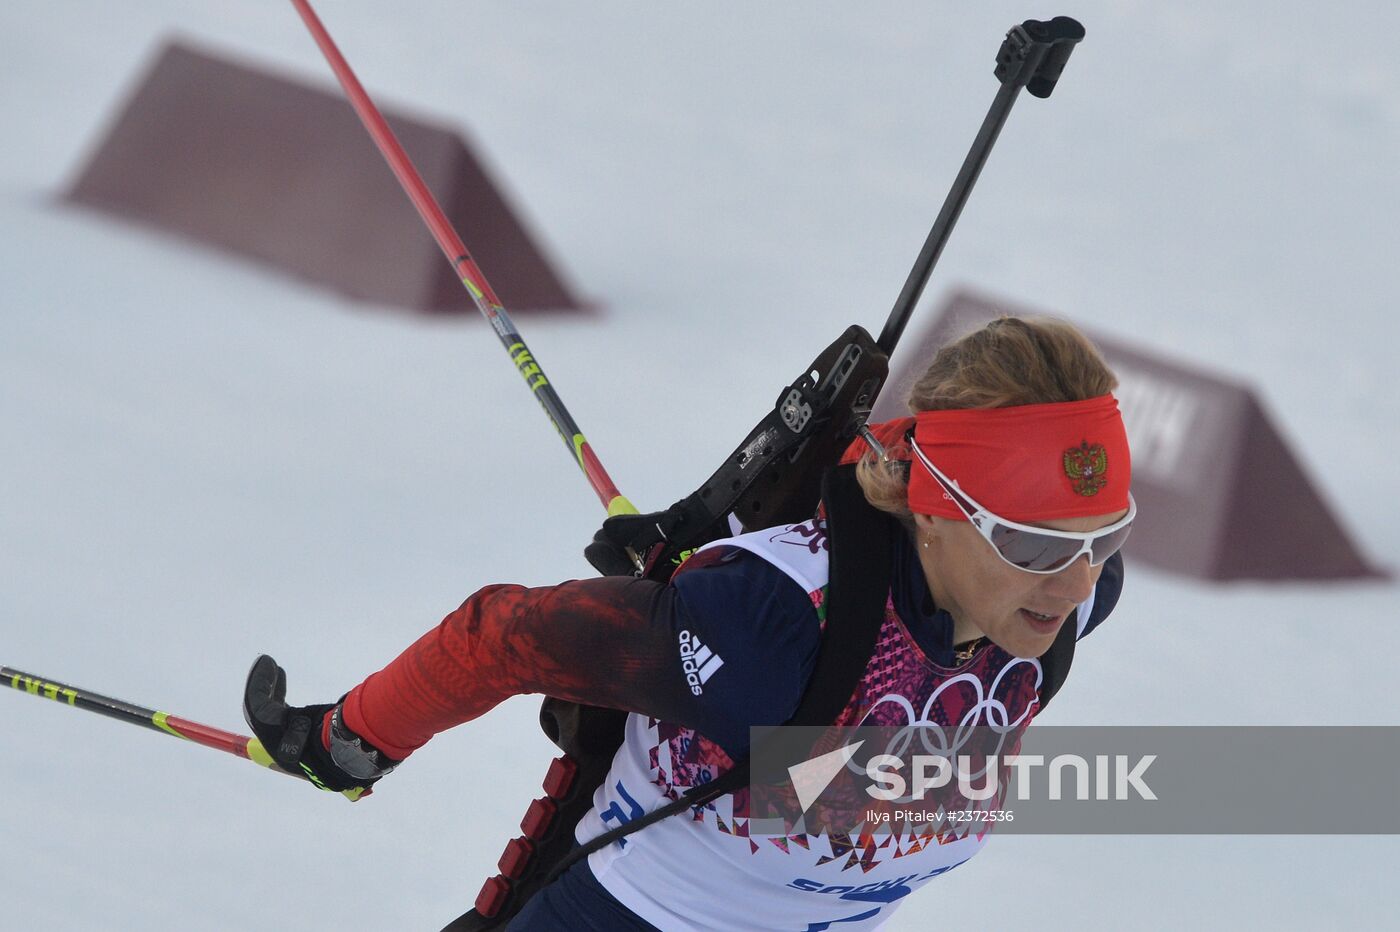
[908,436,1135,575]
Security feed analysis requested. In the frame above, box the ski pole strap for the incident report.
[876,16,1084,356]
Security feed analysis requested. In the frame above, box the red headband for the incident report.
[907,394,1131,522]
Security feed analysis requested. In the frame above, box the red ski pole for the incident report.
[289,0,637,520]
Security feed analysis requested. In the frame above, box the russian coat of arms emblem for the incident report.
[1063,441,1108,496]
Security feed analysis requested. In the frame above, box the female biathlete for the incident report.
[243,315,1134,931]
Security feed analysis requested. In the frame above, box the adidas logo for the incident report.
[678,630,725,696]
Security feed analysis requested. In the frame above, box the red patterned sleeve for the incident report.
[340,576,692,760]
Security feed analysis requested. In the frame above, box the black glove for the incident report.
[242,654,398,800]
[585,512,657,577]
[584,504,704,578]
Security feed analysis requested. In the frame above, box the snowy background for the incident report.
[3,1,1398,929]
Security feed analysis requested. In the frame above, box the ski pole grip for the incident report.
[995,16,1085,98]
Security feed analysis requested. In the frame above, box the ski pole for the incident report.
[876,16,1085,355]
[289,0,637,520]
[1,665,363,799]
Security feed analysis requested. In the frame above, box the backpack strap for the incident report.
[788,464,896,725]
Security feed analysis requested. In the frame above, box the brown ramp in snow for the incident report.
[65,39,584,314]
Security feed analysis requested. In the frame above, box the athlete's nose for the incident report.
[1043,554,1096,606]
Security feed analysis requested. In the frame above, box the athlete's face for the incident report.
[912,508,1128,659]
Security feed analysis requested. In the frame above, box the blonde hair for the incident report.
[857,315,1118,518]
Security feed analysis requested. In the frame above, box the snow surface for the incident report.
[3,1,1398,929]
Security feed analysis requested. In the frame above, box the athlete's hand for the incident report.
[584,505,695,577]
[242,654,398,800]
[585,512,655,576]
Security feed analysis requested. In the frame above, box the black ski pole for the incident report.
[876,16,1085,355]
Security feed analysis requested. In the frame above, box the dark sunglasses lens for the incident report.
[988,520,1134,573]
[1089,523,1133,565]
[988,525,1085,572]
